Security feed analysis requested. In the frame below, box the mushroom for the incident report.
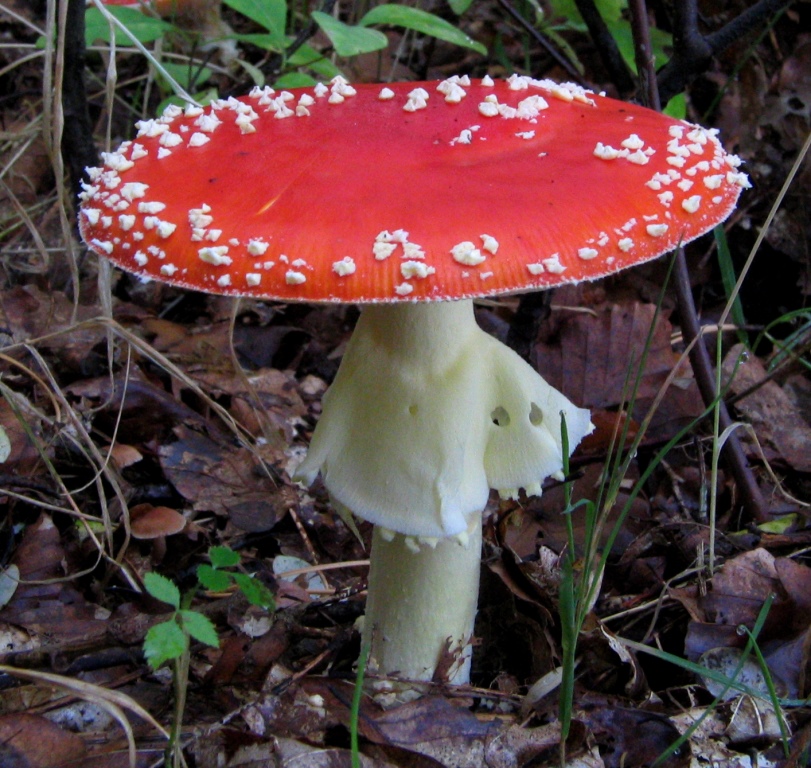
[129,503,188,562]
[79,76,748,696]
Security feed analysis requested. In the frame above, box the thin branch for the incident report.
[497,0,584,83]
[629,0,766,522]
[672,250,767,522]
[260,0,339,82]
[656,0,795,106]
[573,0,634,94]
[626,0,659,110]
[61,0,98,203]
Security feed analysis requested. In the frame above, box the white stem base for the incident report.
[363,520,482,702]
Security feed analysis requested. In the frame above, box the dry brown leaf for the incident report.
[159,425,287,530]
[722,343,811,472]
[534,302,702,442]
[0,713,86,768]
[0,515,108,645]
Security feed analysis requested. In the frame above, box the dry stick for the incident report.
[61,0,98,203]
[258,0,339,84]
[497,0,584,84]
[672,251,767,522]
[627,0,766,523]
[656,0,795,106]
[627,0,660,111]
[573,0,635,94]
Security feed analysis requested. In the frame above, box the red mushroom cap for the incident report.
[79,76,749,303]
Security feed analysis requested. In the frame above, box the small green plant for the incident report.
[143,544,274,669]
[143,546,274,767]
[81,0,486,96]
[143,571,218,669]
[196,544,276,609]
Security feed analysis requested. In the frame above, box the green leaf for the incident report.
[157,61,213,91]
[231,32,288,53]
[179,610,220,647]
[715,224,748,346]
[196,565,232,593]
[549,0,624,27]
[447,0,473,14]
[208,546,241,568]
[85,6,175,46]
[0,425,10,463]
[274,71,319,89]
[663,91,686,120]
[144,620,187,668]
[287,44,343,80]
[311,12,388,57]
[360,5,486,54]
[606,18,672,72]
[232,573,275,609]
[223,0,286,36]
[234,58,266,88]
[144,572,180,610]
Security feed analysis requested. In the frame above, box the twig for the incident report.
[259,0,339,83]
[628,1,766,523]
[656,0,795,106]
[672,252,767,522]
[497,0,584,83]
[626,0,659,110]
[573,0,634,94]
[505,291,551,361]
[61,0,101,202]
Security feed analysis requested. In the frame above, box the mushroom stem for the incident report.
[296,299,593,691]
[298,300,593,538]
[364,520,482,696]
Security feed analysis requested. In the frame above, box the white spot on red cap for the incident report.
[286,270,306,285]
[333,257,356,276]
[394,282,414,296]
[247,238,269,256]
[451,241,485,266]
[703,174,725,189]
[480,234,499,254]
[542,254,565,274]
[83,208,101,225]
[682,195,702,213]
[138,201,166,214]
[91,238,114,254]
[120,182,149,201]
[189,133,210,147]
[198,246,231,266]
[401,261,435,279]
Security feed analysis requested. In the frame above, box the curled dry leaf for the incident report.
[0,713,86,768]
[722,342,811,473]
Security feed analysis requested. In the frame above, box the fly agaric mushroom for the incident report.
[79,75,748,696]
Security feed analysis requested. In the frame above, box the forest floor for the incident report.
[0,1,810,766]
